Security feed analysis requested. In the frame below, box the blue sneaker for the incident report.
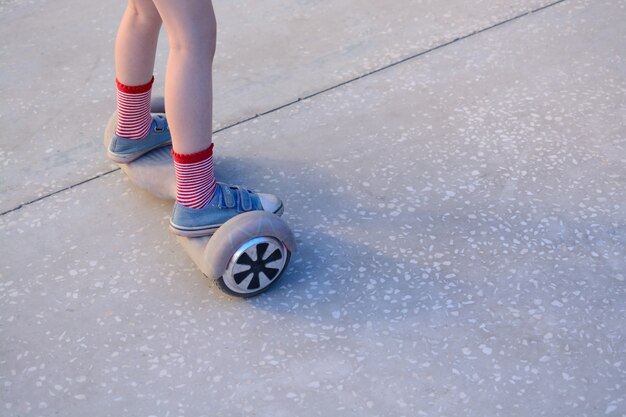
[108,114,171,163]
[170,183,284,237]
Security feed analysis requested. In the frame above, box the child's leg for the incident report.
[149,0,283,236]
[112,0,164,142]
[115,0,161,86]
[150,0,216,155]
[150,0,217,208]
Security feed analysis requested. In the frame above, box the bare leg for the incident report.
[135,0,283,235]
[150,0,217,154]
[115,0,162,86]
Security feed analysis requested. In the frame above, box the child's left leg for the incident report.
[115,0,161,86]
[108,0,171,162]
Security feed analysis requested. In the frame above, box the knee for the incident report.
[168,15,217,60]
[126,0,162,29]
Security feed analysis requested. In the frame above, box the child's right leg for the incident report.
[150,0,283,237]
[150,0,216,156]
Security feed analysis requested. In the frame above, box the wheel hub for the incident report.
[223,236,288,294]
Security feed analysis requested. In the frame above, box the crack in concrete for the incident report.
[0,0,568,218]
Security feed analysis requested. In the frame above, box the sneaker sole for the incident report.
[170,203,284,238]
[107,141,172,164]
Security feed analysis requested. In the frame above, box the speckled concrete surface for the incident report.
[0,0,556,213]
[1,0,626,416]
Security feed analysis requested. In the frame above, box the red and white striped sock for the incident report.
[115,76,154,139]
[173,144,218,209]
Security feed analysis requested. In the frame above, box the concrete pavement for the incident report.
[1,0,625,416]
[1,0,554,214]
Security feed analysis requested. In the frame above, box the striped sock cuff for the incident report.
[172,143,214,164]
[173,144,217,209]
[116,76,154,94]
[115,77,154,139]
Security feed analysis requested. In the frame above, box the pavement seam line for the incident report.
[0,169,120,216]
[1,0,568,218]
[214,0,568,132]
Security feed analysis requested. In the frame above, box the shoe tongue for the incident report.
[153,114,167,130]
